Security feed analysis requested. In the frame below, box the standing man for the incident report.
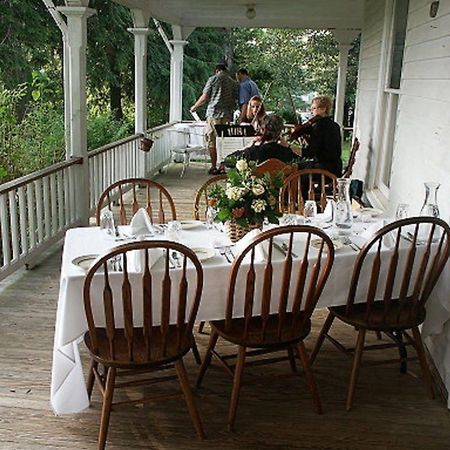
[236,68,260,124]
[190,63,237,175]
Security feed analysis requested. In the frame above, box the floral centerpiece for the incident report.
[209,159,283,242]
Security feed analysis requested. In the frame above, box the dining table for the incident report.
[50,216,450,415]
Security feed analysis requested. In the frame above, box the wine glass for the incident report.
[395,203,409,220]
[100,210,115,236]
[303,201,317,224]
[206,206,217,229]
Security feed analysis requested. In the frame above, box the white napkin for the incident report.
[130,240,164,272]
[234,229,268,263]
[351,220,386,248]
[315,200,334,223]
[130,208,153,236]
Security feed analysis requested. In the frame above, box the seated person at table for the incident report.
[241,114,296,164]
[300,95,342,177]
[241,95,266,135]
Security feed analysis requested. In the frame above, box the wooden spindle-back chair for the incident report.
[95,178,176,226]
[254,158,294,178]
[83,240,205,449]
[280,169,337,214]
[193,174,227,221]
[310,217,450,411]
[196,226,335,430]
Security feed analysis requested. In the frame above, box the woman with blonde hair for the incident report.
[242,95,266,134]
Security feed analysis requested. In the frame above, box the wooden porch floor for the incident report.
[1,162,449,450]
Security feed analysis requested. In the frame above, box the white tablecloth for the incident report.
[50,225,450,414]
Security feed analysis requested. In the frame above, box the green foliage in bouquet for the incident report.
[209,159,283,228]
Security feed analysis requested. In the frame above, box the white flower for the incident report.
[235,159,248,172]
[251,199,267,213]
[226,186,245,201]
[252,184,265,196]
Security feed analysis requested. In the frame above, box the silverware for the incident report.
[220,248,232,263]
[168,253,177,269]
[281,242,298,258]
[273,242,287,257]
[172,251,181,268]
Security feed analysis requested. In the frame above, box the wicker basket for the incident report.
[225,220,262,243]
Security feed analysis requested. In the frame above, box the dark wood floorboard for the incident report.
[0,163,449,449]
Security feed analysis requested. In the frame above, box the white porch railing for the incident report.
[0,121,177,281]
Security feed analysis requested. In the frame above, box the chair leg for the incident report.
[98,367,116,450]
[394,330,408,374]
[310,311,335,364]
[287,346,298,373]
[192,338,202,365]
[228,345,247,432]
[411,326,435,399]
[346,328,366,411]
[198,321,206,334]
[175,359,206,439]
[196,330,219,388]
[87,359,98,401]
[297,342,322,414]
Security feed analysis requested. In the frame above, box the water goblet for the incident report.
[166,220,182,240]
[395,203,409,220]
[303,201,317,224]
[100,210,115,236]
[279,214,297,226]
[206,206,217,229]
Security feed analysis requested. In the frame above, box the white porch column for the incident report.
[169,40,187,122]
[331,30,360,129]
[128,27,151,134]
[58,4,96,225]
[334,43,352,127]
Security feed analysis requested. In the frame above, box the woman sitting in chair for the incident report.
[241,114,297,164]
[241,95,266,135]
[295,95,342,177]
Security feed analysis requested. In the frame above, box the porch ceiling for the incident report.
[114,0,364,29]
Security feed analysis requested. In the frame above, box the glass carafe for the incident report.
[335,178,353,232]
[419,182,440,218]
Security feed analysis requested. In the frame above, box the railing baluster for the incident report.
[0,195,11,266]
[27,183,36,248]
[57,172,64,231]
[50,173,58,235]
[18,186,28,255]
[35,179,44,243]
[9,190,20,261]
[43,176,51,238]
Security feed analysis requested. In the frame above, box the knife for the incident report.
[273,242,288,257]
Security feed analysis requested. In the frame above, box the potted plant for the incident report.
[209,159,283,242]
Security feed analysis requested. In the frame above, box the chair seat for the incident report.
[84,325,193,369]
[329,300,426,331]
[210,313,311,348]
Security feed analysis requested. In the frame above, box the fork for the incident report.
[172,251,182,268]
[281,242,298,258]
[219,248,232,263]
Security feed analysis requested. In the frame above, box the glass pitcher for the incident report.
[335,178,353,232]
[419,182,440,218]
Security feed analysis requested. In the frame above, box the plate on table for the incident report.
[180,220,204,230]
[191,247,215,262]
[311,239,344,251]
[72,254,99,271]
[359,207,384,217]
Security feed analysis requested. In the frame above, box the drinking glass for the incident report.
[279,214,297,226]
[166,220,182,240]
[395,203,409,220]
[303,201,317,223]
[100,210,115,236]
[206,206,217,229]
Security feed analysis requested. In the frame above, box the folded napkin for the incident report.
[315,200,334,223]
[351,220,386,249]
[130,240,164,272]
[234,229,268,263]
[130,208,153,236]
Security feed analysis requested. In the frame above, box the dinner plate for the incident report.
[359,207,384,217]
[311,239,344,251]
[180,220,204,230]
[72,254,99,271]
[191,247,215,261]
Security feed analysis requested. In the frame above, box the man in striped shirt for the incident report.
[190,64,238,174]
